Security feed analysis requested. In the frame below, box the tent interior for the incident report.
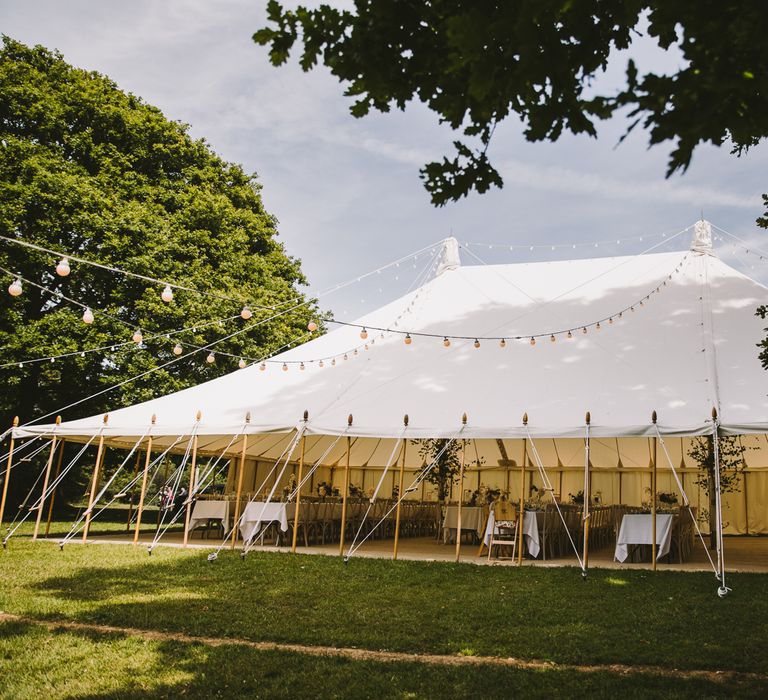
[6,220,768,569]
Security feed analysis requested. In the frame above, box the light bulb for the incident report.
[282,362,288,371]
[240,306,253,320]
[300,362,305,370]
[259,362,266,371]
[608,317,613,325]
[596,322,601,331]
[82,308,94,324]
[364,344,369,351]
[173,343,183,355]
[360,328,368,339]
[443,337,451,347]
[550,334,556,343]
[353,348,358,356]
[630,306,635,312]
[319,360,324,368]
[474,339,480,349]
[56,258,70,276]
[206,352,215,364]
[238,358,246,369]
[404,334,412,345]
[530,337,536,346]
[161,285,173,303]
[499,339,506,348]
[343,353,348,360]
[567,330,573,339]
[307,320,317,332]
[132,329,143,344]
[582,327,587,334]
[618,312,623,319]
[8,279,22,297]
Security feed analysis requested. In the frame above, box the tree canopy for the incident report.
[254,1,768,206]
[0,36,319,430]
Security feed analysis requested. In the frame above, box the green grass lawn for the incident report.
[1,522,767,698]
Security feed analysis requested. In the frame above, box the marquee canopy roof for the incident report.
[16,221,768,456]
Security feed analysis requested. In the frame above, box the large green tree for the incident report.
[254,1,768,205]
[0,37,319,430]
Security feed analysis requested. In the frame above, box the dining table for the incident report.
[442,505,487,543]
[186,499,229,534]
[239,501,289,542]
[614,513,674,562]
[483,509,543,558]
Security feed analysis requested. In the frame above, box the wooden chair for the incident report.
[487,499,518,561]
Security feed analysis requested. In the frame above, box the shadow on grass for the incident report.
[1,620,766,700]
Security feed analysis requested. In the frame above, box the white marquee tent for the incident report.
[11,220,768,538]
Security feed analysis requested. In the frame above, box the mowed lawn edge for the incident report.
[1,530,766,675]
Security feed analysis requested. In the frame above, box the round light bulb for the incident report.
[360,328,368,339]
[132,329,143,344]
[582,327,587,334]
[344,353,349,360]
[404,334,412,345]
[241,306,253,320]
[319,360,324,368]
[282,362,288,371]
[82,308,94,324]
[353,348,358,356]
[259,362,266,371]
[596,322,601,331]
[299,362,305,371]
[238,358,246,369]
[443,337,451,347]
[331,358,336,366]
[56,258,70,277]
[608,317,613,325]
[499,339,506,348]
[8,279,22,297]
[206,352,215,364]
[550,334,556,343]
[307,320,318,332]
[161,285,173,303]
[474,339,480,349]
[567,330,573,339]
[530,337,536,346]
[173,343,183,355]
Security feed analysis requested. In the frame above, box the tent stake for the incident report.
[291,411,309,553]
[651,411,658,570]
[393,414,409,561]
[133,416,156,545]
[582,412,591,575]
[455,414,468,563]
[230,412,251,549]
[33,416,61,540]
[45,439,66,537]
[339,416,353,555]
[82,415,108,543]
[0,416,19,527]
[182,411,201,547]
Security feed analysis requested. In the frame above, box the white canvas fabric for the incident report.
[16,222,768,454]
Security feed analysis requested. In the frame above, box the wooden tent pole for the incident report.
[33,416,61,540]
[339,416,353,555]
[518,416,528,566]
[182,411,201,547]
[0,416,19,526]
[126,447,143,531]
[583,412,591,571]
[651,411,658,570]
[230,412,251,549]
[393,415,409,560]
[454,415,468,562]
[133,415,156,545]
[82,415,108,543]
[291,411,309,553]
[45,439,66,537]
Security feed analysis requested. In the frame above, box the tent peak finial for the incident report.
[436,237,461,276]
[691,219,714,255]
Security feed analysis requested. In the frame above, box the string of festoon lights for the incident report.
[0,233,442,318]
[460,225,692,252]
[307,254,690,348]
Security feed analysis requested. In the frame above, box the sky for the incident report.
[2,0,767,317]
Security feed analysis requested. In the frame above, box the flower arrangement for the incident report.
[469,484,508,506]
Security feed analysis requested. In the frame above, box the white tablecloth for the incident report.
[614,514,674,562]
[240,501,289,542]
[442,506,487,542]
[483,510,541,558]
[187,499,229,533]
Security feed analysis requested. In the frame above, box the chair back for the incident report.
[494,499,517,522]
